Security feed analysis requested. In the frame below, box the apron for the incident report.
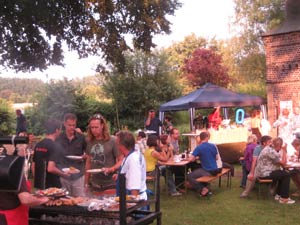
[0,204,29,225]
[0,180,31,225]
[116,149,135,196]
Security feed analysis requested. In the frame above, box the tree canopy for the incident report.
[0,0,181,72]
[233,0,285,54]
[182,48,229,88]
[103,50,182,129]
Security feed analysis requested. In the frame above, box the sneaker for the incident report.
[170,191,182,197]
[274,194,280,201]
[279,198,295,204]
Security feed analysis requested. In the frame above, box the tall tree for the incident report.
[0,98,14,135]
[182,48,229,88]
[164,34,221,94]
[233,0,285,54]
[103,50,182,130]
[0,0,181,72]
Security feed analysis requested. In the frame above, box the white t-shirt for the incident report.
[120,151,147,200]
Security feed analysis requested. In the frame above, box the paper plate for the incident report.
[86,168,104,173]
[66,155,83,160]
[62,167,80,174]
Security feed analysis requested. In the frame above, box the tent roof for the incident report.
[159,83,266,112]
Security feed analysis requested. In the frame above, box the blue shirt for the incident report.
[192,142,218,172]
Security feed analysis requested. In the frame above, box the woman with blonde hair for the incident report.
[240,134,257,188]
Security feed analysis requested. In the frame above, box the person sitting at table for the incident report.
[135,131,147,154]
[187,131,221,197]
[240,135,272,198]
[169,128,185,192]
[288,139,300,197]
[255,137,295,204]
[208,107,222,129]
[144,135,181,196]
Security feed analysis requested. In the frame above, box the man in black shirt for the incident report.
[56,113,87,197]
[32,119,70,189]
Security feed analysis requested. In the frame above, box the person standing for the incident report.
[56,113,87,197]
[292,106,300,138]
[145,109,162,136]
[208,107,222,129]
[15,109,27,135]
[250,109,262,142]
[116,131,147,200]
[163,115,173,135]
[240,134,257,188]
[0,176,49,225]
[32,119,70,189]
[85,114,123,192]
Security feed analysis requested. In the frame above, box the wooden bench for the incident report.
[256,178,273,199]
[196,168,232,188]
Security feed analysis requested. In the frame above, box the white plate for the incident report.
[86,169,104,173]
[66,155,83,160]
[144,130,156,134]
[62,167,80,174]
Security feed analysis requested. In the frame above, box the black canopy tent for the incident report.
[159,83,266,130]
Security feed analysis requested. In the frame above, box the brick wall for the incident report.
[263,31,300,136]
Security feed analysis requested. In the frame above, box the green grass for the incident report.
[156,164,299,225]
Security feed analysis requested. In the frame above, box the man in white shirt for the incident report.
[116,131,147,200]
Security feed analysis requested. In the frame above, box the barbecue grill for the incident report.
[29,166,162,225]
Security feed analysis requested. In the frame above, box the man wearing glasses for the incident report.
[85,114,123,192]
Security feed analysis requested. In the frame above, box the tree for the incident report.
[0,98,14,135]
[182,48,229,88]
[164,34,212,94]
[103,50,182,130]
[233,0,285,54]
[0,0,181,72]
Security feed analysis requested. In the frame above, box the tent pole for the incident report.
[260,104,267,119]
[189,108,195,131]
[159,111,164,135]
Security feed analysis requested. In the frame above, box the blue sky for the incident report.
[0,0,235,81]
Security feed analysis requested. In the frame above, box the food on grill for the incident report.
[45,197,85,206]
[36,187,66,197]
[114,195,139,201]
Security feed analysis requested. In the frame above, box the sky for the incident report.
[0,0,235,82]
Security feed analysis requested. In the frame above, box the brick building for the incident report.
[262,0,300,136]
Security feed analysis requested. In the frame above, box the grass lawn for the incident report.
[156,164,299,225]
